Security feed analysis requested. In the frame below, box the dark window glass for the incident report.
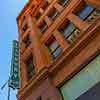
[48,40,62,59]
[22,24,28,32]
[40,21,48,33]
[60,23,76,39]
[26,56,35,80]
[76,82,100,100]
[37,96,42,100]
[35,12,41,20]
[48,8,59,20]
[59,0,69,6]
[23,35,31,48]
[59,22,80,44]
[76,5,95,20]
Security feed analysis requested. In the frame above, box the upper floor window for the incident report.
[39,21,48,33]
[85,8,100,24]
[59,21,80,44]
[22,24,28,32]
[48,7,59,20]
[59,0,69,6]
[75,3,100,24]
[76,4,95,20]
[26,55,35,80]
[23,34,31,48]
[47,38,62,60]
[37,96,42,100]
[42,1,49,11]
[35,12,41,20]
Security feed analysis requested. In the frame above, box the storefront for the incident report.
[60,54,100,100]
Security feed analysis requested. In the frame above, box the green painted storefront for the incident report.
[60,55,100,100]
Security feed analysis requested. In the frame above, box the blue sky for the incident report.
[0,0,27,99]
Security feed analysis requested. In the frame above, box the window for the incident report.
[42,1,49,11]
[86,8,100,24]
[48,39,62,59]
[59,21,80,44]
[26,55,35,80]
[22,24,28,32]
[75,4,100,24]
[48,7,59,20]
[23,35,31,48]
[77,82,100,100]
[76,4,95,20]
[59,0,69,6]
[39,21,48,33]
[37,96,42,100]
[35,12,41,20]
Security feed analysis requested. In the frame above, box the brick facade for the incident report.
[17,0,100,100]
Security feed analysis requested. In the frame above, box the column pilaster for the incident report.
[26,14,52,72]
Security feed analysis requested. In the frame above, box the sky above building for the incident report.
[0,0,28,99]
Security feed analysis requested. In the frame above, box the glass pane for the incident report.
[63,23,76,39]
[60,55,100,100]
[59,0,69,6]
[40,23,48,33]
[51,11,59,20]
[49,40,59,52]
[67,29,80,44]
[77,5,94,20]
[53,46,62,59]
[76,82,100,100]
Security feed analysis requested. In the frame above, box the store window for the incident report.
[60,55,100,100]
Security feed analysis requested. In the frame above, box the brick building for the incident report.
[17,0,100,100]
